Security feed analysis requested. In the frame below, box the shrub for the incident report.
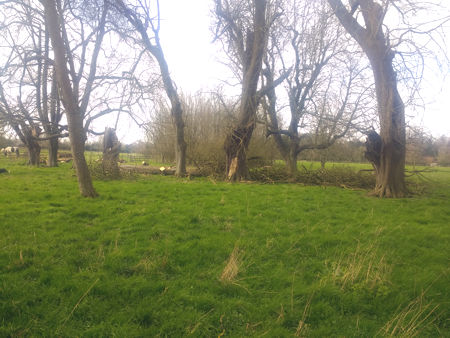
[87,160,138,180]
[249,165,376,189]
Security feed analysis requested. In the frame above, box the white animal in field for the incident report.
[2,147,19,156]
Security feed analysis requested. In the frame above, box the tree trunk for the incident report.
[20,128,42,166]
[224,0,267,181]
[116,2,188,177]
[27,140,41,166]
[286,152,298,176]
[284,137,300,176]
[225,125,255,181]
[43,0,97,197]
[47,137,59,167]
[327,0,407,197]
[172,101,187,177]
[268,134,298,177]
[67,112,97,197]
[320,149,329,169]
[102,127,121,178]
[114,0,187,176]
[262,61,296,177]
[154,49,187,176]
[369,54,406,197]
[152,49,186,177]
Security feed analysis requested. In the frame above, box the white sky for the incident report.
[413,72,450,137]
[115,1,231,143]
[115,1,450,143]
[158,1,230,93]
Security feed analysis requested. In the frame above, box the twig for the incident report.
[188,308,214,335]
[59,278,99,329]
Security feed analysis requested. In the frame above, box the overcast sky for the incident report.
[115,0,450,143]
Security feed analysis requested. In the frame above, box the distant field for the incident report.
[0,157,449,336]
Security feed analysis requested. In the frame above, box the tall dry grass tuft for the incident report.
[327,229,391,291]
[294,294,314,337]
[332,241,391,290]
[379,292,440,337]
[220,245,243,284]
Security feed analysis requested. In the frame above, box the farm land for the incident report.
[0,156,449,336]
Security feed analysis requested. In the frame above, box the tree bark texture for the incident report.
[44,75,61,168]
[266,119,299,177]
[286,146,299,176]
[327,0,406,197]
[369,52,406,197]
[67,108,97,197]
[26,138,41,166]
[39,24,60,167]
[154,49,187,177]
[48,137,59,167]
[225,0,267,181]
[43,0,97,197]
[102,127,121,178]
[43,70,63,167]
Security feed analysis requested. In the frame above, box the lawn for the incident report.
[0,157,449,336]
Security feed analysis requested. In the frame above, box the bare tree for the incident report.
[112,0,187,176]
[1,0,153,174]
[0,1,65,166]
[42,0,111,197]
[326,0,449,197]
[263,0,373,176]
[214,0,270,181]
[0,82,43,166]
[40,0,143,195]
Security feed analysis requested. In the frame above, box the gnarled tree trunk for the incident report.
[225,124,255,180]
[102,127,121,178]
[368,53,406,197]
[224,0,267,181]
[12,124,41,166]
[327,0,407,197]
[27,140,41,166]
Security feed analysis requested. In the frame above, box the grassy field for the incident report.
[0,157,449,336]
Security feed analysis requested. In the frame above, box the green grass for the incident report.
[0,157,449,336]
